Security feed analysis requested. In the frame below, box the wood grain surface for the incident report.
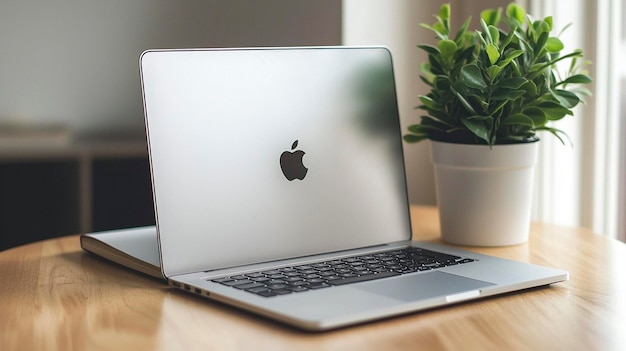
[1,206,625,351]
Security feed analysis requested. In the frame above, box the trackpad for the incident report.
[355,271,495,302]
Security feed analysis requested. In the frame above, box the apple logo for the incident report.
[280,140,308,181]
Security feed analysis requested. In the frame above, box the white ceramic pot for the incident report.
[431,140,539,246]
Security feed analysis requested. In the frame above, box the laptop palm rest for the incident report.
[354,271,495,302]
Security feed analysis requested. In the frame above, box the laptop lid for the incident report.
[140,47,412,278]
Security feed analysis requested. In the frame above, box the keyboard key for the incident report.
[222,279,254,286]
[267,279,286,285]
[316,267,334,272]
[256,290,277,297]
[287,281,310,287]
[284,272,303,277]
[329,271,401,286]
[324,276,342,281]
[245,273,265,278]
[262,269,282,275]
[312,263,330,268]
[285,277,304,282]
[234,282,266,290]
[247,286,271,293]
[267,284,288,290]
[309,283,331,289]
[250,277,270,283]
[272,289,293,295]
[340,273,358,278]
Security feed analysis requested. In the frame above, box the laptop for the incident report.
[94,46,569,331]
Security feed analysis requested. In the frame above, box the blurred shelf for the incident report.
[0,138,148,161]
[0,138,154,251]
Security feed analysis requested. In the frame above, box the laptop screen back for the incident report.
[140,47,412,277]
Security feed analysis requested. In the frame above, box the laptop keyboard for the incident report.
[210,247,477,297]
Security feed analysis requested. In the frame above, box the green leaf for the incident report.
[456,45,476,64]
[419,95,440,110]
[533,31,549,55]
[557,74,592,86]
[533,20,551,36]
[417,44,439,55]
[546,37,564,53]
[523,107,548,126]
[460,64,488,92]
[497,49,523,66]
[488,25,500,44]
[481,8,501,26]
[486,44,500,65]
[554,90,580,108]
[432,22,447,36]
[500,113,535,127]
[461,116,493,144]
[438,3,450,20]
[537,101,573,120]
[496,77,527,89]
[428,54,444,75]
[454,17,472,44]
[499,30,516,52]
[506,3,526,23]
[466,94,489,113]
[536,126,570,145]
[434,76,452,90]
[528,63,547,74]
[521,80,538,96]
[421,115,455,128]
[487,65,503,81]
[490,99,510,115]
[408,123,444,134]
[490,88,526,101]
[544,16,553,31]
[419,109,453,124]
[451,89,478,115]
[420,23,446,39]
[438,39,458,59]
[480,19,492,43]
[403,134,427,143]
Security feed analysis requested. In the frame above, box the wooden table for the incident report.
[1,206,625,351]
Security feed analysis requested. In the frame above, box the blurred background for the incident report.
[0,0,623,250]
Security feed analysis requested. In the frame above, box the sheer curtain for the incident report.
[523,0,624,240]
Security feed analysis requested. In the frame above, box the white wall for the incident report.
[0,0,341,136]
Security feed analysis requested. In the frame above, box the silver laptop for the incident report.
[139,46,568,331]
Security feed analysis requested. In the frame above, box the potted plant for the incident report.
[404,3,591,246]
